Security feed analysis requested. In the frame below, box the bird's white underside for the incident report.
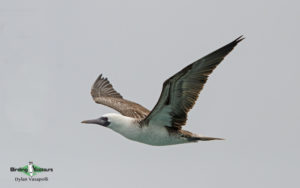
[104,113,189,146]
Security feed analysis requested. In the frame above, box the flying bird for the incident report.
[82,36,243,146]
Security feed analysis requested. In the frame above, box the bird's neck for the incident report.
[109,116,140,138]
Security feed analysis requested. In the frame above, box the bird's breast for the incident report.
[118,124,188,146]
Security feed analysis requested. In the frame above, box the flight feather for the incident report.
[141,36,244,128]
[91,74,150,119]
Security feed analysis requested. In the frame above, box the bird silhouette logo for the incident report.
[10,162,54,177]
[28,162,34,177]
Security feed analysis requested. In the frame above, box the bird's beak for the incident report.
[81,119,100,124]
[81,118,110,127]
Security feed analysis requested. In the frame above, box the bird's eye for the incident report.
[99,116,110,127]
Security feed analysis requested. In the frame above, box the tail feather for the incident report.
[180,130,224,142]
[190,136,225,141]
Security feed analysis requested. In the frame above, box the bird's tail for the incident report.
[188,135,225,142]
[180,130,224,142]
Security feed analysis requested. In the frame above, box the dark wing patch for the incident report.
[141,36,244,128]
[91,74,150,119]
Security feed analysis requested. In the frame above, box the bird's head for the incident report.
[81,113,131,130]
[81,115,111,127]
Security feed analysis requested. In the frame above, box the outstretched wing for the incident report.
[141,36,244,128]
[91,74,150,119]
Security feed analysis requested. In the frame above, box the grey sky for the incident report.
[1,0,299,187]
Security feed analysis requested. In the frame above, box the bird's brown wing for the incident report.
[91,74,150,119]
[141,36,244,128]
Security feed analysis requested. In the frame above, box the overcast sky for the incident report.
[1,0,299,187]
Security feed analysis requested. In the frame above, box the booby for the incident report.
[82,36,243,146]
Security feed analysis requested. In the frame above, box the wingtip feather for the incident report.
[234,35,245,43]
